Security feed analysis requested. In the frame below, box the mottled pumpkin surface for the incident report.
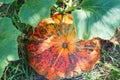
[26,14,101,80]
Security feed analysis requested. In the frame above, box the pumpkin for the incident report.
[26,13,101,80]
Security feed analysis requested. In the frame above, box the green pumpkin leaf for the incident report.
[0,0,15,4]
[0,17,21,78]
[18,0,57,27]
[72,0,120,40]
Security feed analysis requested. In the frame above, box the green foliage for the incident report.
[18,0,57,27]
[108,69,120,80]
[72,0,120,40]
[0,0,15,4]
[0,17,21,78]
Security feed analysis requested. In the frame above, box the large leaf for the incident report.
[72,0,120,40]
[0,17,20,78]
[19,0,57,27]
[0,0,15,4]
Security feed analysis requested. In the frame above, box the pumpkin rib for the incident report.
[52,48,64,68]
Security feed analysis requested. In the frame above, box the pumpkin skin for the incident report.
[26,14,101,80]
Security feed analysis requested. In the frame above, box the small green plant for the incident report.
[0,0,120,79]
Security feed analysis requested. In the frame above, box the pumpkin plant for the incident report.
[0,0,120,79]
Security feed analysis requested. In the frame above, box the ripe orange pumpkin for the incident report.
[26,13,101,80]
